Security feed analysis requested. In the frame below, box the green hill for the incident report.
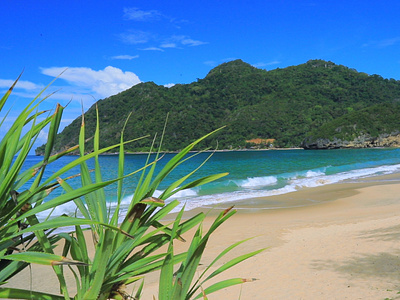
[302,103,400,149]
[35,59,400,154]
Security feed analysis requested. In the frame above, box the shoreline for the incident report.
[167,179,400,299]
[167,171,400,219]
[6,177,400,299]
[35,146,303,157]
[103,147,304,156]
[36,146,400,157]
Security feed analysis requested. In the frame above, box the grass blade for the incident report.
[193,278,257,300]
[205,248,266,281]
[0,288,67,300]
[1,252,87,266]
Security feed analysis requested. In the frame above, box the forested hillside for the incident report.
[36,59,400,154]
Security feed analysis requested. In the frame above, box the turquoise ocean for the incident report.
[23,148,400,221]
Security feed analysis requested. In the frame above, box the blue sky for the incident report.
[1,1,400,148]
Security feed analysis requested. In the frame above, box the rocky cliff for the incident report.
[302,132,400,149]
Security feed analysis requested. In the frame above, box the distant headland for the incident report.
[36,59,400,155]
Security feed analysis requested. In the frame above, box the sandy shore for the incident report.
[6,178,400,299]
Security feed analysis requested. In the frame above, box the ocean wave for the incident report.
[37,162,400,220]
[168,163,400,213]
[36,201,83,221]
[305,170,325,178]
[239,176,278,188]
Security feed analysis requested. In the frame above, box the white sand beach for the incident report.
[6,179,400,299]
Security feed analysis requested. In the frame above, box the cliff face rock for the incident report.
[302,133,400,149]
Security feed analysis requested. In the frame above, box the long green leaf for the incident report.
[11,156,160,226]
[92,105,108,223]
[193,278,256,300]
[149,127,225,198]
[207,248,266,281]
[31,104,64,192]
[174,239,207,299]
[163,172,228,200]
[158,249,174,300]
[0,287,68,300]
[173,208,237,299]
[150,211,205,244]
[83,229,114,299]
[111,112,132,227]
[111,252,186,285]
[193,237,256,285]
[189,246,266,298]
[8,216,100,239]
[1,252,87,266]
[0,73,22,111]
[41,135,147,187]
[159,206,185,300]
[11,180,119,224]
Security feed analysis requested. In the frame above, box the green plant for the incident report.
[159,205,264,300]
[54,117,234,300]
[0,75,149,298]
[0,75,90,292]
[0,76,263,299]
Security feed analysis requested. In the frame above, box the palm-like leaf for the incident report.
[0,75,261,300]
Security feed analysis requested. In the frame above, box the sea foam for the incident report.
[35,160,400,221]
[240,176,278,188]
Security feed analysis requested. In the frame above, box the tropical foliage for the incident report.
[304,103,400,141]
[36,59,400,153]
[0,76,262,299]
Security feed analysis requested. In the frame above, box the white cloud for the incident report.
[362,37,400,48]
[120,7,207,50]
[41,66,141,98]
[0,67,143,145]
[0,79,42,90]
[164,83,175,88]
[37,129,49,145]
[204,60,217,66]
[267,60,281,65]
[111,55,139,60]
[159,35,207,49]
[141,47,164,51]
[119,30,151,45]
[169,35,207,47]
[377,37,400,48]
[252,61,280,68]
[204,58,238,67]
[160,43,178,49]
[123,7,161,21]
[252,62,267,68]
[123,7,185,25]
[181,38,208,47]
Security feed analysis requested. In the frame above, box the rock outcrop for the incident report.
[302,132,400,149]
